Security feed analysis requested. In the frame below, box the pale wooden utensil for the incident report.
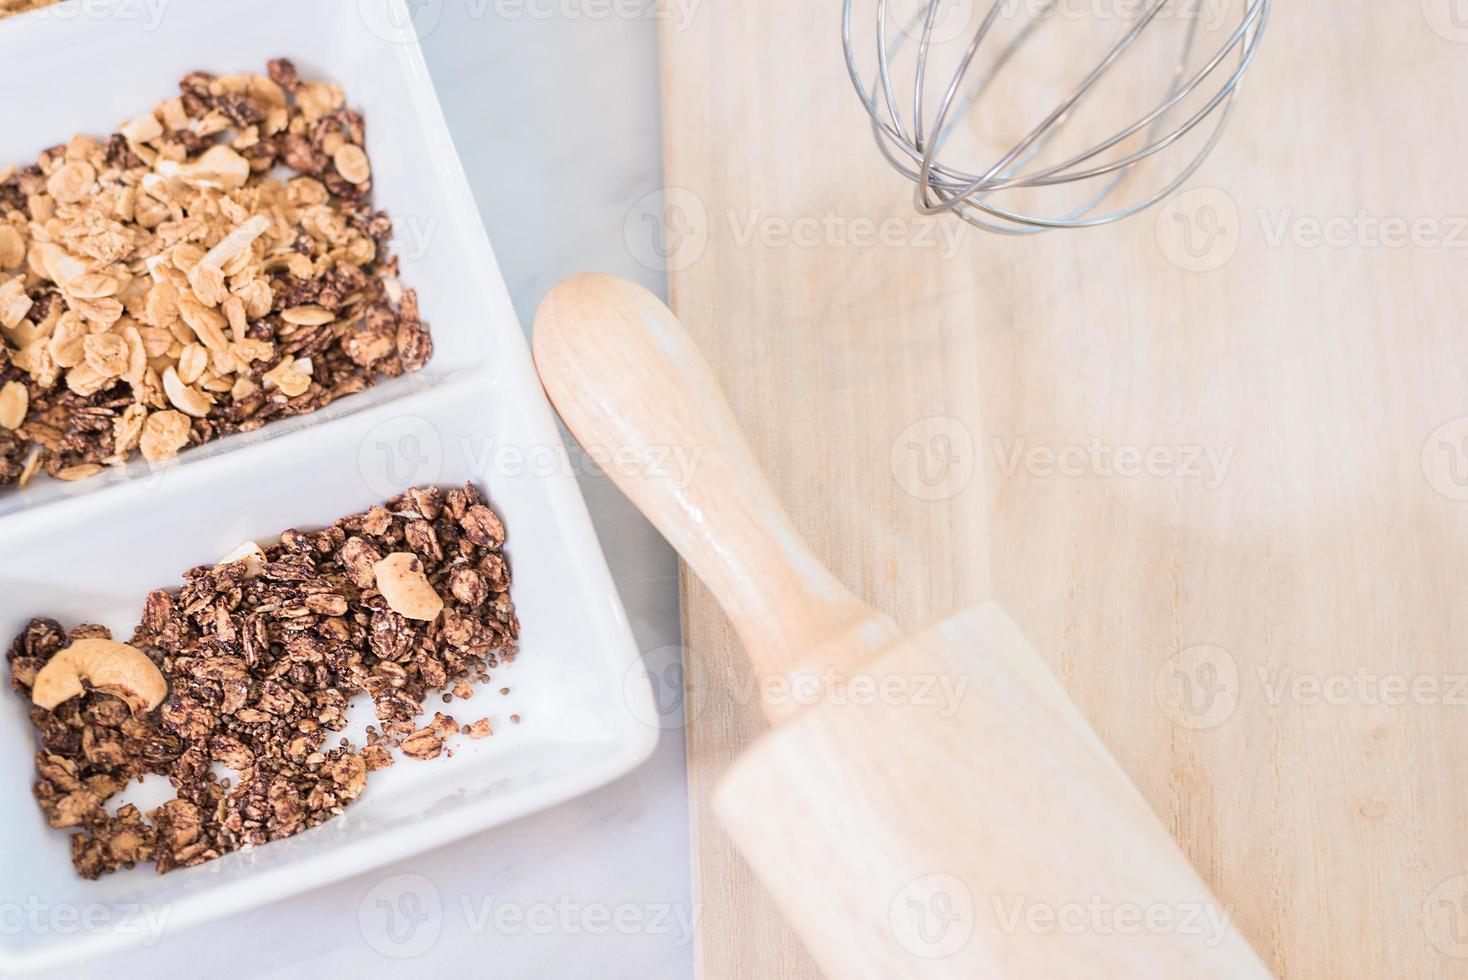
[533,273,1272,979]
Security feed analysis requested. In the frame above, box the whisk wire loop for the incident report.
[843,0,1271,233]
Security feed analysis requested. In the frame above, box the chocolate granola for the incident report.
[7,484,516,879]
[0,58,432,488]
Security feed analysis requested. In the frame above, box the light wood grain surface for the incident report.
[660,2,1468,978]
[535,275,1271,977]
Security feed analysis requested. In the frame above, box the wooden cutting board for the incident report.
[659,3,1468,978]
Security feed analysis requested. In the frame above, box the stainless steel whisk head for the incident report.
[842,0,1270,234]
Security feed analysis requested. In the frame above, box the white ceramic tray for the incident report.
[0,0,657,970]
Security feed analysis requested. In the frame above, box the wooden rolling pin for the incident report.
[532,274,1272,979]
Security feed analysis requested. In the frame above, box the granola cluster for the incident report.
[7,484,517,879]
[0,58,432,488]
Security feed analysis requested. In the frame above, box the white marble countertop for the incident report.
[41,7,691,979]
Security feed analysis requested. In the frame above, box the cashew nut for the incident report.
[218,541,267,579]
[119,111,164,144]
[162,365,214,418]
[373,552,445,621]
[262,355,312,398]
[31,638,168,713]
[180,145,251,190]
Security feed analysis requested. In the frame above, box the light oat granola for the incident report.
[0,0,61,19]
[0,58,433,489]
[7,484,516,879]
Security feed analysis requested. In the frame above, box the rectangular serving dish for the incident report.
[0,0,658,971]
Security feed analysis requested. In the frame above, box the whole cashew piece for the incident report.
[374,552,445,621]
[31,638,168,713]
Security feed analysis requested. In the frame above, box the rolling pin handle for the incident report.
[532,274,899,721]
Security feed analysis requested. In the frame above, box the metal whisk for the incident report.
[842,0,1270,233]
